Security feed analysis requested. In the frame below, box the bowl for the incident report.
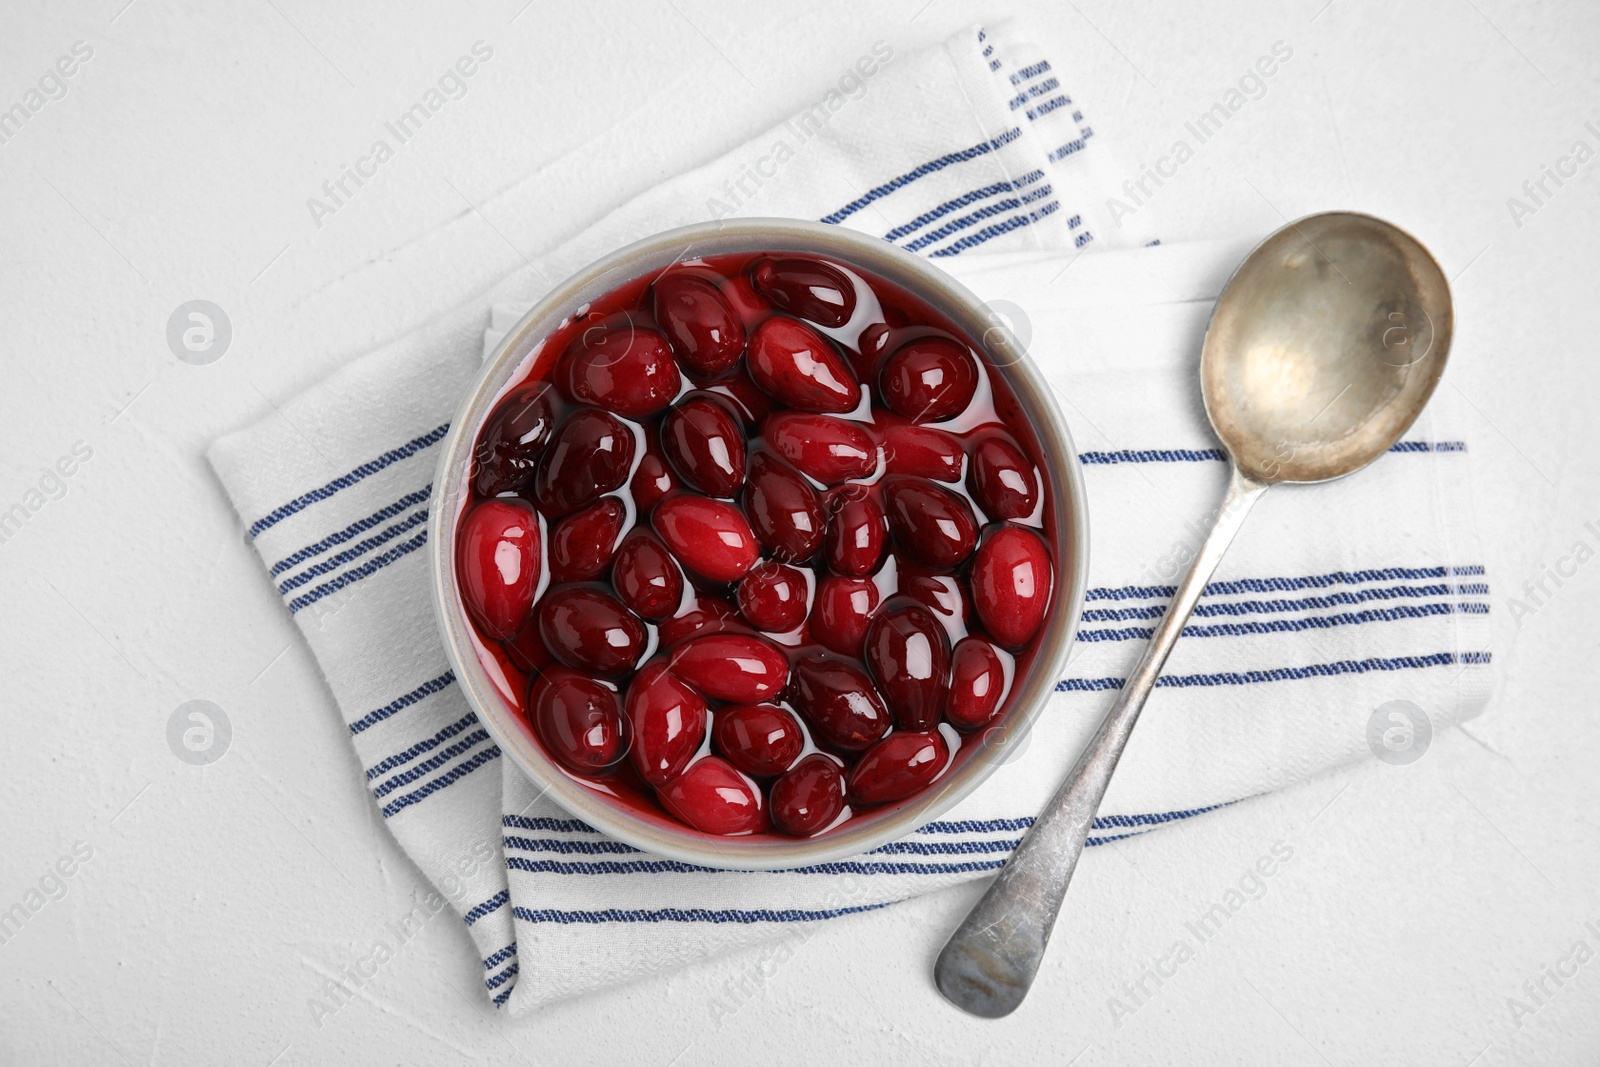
[429,218,1088,870]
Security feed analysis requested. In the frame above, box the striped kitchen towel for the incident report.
[208,24,1492,1013]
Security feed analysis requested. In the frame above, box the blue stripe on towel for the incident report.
[507,856,1009,877]
[512,902,895,925]
[1009,60,1051,85]
[929,199,1061,257]
[285,528,430,614]
[906,187,1054,251]
[1086,565,1486,603]
[365,711,481,779]
[1077,601,1485,643]
[268,486,432,576]
[372,731,492,799]
[1049,129,1095,161]
[380,745,502,818]
[1027,95,1072,120]
[492,988,513,1007]
[463,890,508,926]
[819,128,1023,225]
[349,671,456,735]
[277,507,429,594]
[1086,583,1473,621]
[883,170,1045,242]
[1056,650,1490,693]
[1078,440,1467,464]
[485,963,518,991]
[503,814,597,834]
[247,423,448,538]
[482,942,517,970]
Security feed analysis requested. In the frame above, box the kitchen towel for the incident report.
[208,24,1492,1013]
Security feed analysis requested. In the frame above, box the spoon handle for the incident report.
[935,466,1268,1018]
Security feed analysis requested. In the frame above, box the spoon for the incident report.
[934,212,1453,1018]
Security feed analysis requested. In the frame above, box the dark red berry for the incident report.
[652,493,760,582]
[669,633,789,703]
[750,256,857,327]
[629,425,677,515]
[770,754,847,836]
[848,730,949,805]
[881,478,978,569]
[895,560,974,627]
[880,337,978,422]
[764,412,877,484]
[712,704,804,777]
[626,661,707,786]
[473,385,554,496]
[809,575,879,658]
[789,655,891,751]
[971,524,1053,648]
[658,756,765,835]
[736,561,810,633]
[537,586,646,675]
[864,601,950,731]
[534,408,637,517]
[743,452,825,564]
[548,498,625,582]
[652,274,745,379]
[705,369,775,430]
[530,667,627,772]
[882,422,964,482]
[658,594,743,649]
[560,326,681,418]
[457,499,541,640]
[612,529,683,621]
[947,637,1008,730]
[662,395,746,498]
[747,317,860,413]
[969,434,1040,519]
[823,488,887,577]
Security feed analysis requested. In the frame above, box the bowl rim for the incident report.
[428,217,1089,870]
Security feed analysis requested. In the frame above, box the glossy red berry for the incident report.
[809,575,879,658]
[881,478,978,569]
[537,586,646,675]
[457,499,541,640]
[969,434,1040,519]
[658,756,766,835]
[712,703,804,777]
[879,337,978,422]
[548,498,626,582]
[652,494,760,582]
[882,422,965,482]
[629,426,677,515]
[864,601,950,731]
[747,317,860,413]
[652,274,745,379]
[770,754,847,837]
[789,655,891,751]
[750,256,857,327]
[534,408,637,517]
[971,524,1053,648]
[669,633,790,703]
[705,369,774,430]
[848,730,949,805]
[626,661,708,786]
[947,637,1008,730]
[895,561,974,627]
[658,594,743,649]
[662,395,746,497]
[473,385,554,496]
[736,561,810,633]
[530,667,627,772]
[743,452,825,564]
[823,488,887,577]
[561,325,681,418]
[763,412,877,484]
[612,529,683,621]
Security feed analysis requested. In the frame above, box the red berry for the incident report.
[658,594,743,649]
[457,499,541,640]
[612,529,683,621]
[864,601,950,731]
[530,667,627,772]
[537,586,646,675]
[629,425,677,515]
[534,408,637,517]
[969,435,1040,519]
[705,369,774,430]
[626,661,708,786]
[750,256,857,327]
[736,561,810,633]
[823,487,887,577]
[971,524,1053,648]
[895,560,974,627]
[652,274,745,379]
[881,478,978,569]
[947,637,1008,730]
[662,395,746,498]
[848,730,949,805]
[658,756,765,835]
[789,655,891,752]
[748,317,860,413]
[879,338,978,422]
[473,385,554,496]
[743,452,825,564]
[652,494,759,582]
[712,703,804,777]
[882,422,965,482]
[763,412,877,484]
[560,326,681,418]
[502,616,555,673]
[770,754,847,836]
[809,575,879,658]
[548,498,626,582]
[669,633,789,703]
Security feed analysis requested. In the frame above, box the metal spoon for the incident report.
[935,212,1453,1018]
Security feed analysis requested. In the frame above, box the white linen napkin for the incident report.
[208,25,1493,1013]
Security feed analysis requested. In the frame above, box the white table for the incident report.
[3,1,1596,1063]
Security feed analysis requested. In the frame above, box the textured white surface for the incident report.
[0,1,1596,1064]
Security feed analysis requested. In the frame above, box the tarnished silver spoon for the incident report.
[935,212,1454,1018]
